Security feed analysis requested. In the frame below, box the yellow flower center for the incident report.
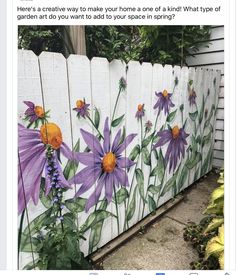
[76,100,85,109]
[102,152,116,173]
[34,106,45,118]
[172,126,180,139]
[162,89,168,98]
[138,104,143,112]
[40,123,63,150]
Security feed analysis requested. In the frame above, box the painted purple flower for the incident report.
[135,104,145,120]
[73,99,90,118]
[23,101,45,122]
[153,125,189,172]
[18,123,74,214]
[153,89,175,115]
[188,89,197,106]
[70,118,136,212]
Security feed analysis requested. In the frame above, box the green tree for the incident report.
[18,25,211,65]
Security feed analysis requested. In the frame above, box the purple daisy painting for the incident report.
[188,89,197,106]
[153,89,175,115]
[18,123,74,214]
[153,125,189,172]
[73,99,90,118]
[70,117,136,212]
[135,104,145,120]
[23,101,45,122]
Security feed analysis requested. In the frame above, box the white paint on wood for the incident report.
[18,51,221,265]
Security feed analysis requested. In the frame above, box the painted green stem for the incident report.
[124,157,140,231]
[87,116,104,139]
[113,184,120,235]
[18,209,25,263]
[111,88,122,125]
[141,165,152,218]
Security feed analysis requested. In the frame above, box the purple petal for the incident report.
[74,152,101,166]
[18,150,46,214]
[103,117,110,153]
[29,115,38,123]
[61,142,76,160]
[111,129,122,152]
[69,166,101,185]
[75,168,101,196]
[23,101,35,108]
[113,167,129,187]
[117,157,135,168]
[115,133,137,155]
[80,129,103,157]
[85,173,105,212]
[105,173,113,203]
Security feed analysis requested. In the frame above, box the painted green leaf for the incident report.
[201,146,213,176]
[135,169,146,202]
[142,133,154,148]
[22,208,52,237]
[204,104,215,128]
[129,144,140,161]
[185,152,202,169]
[65,197,87,213]
[189,110,198,121]
[39,177,52,209]
[88,199,108,253]
[153,148,158,160]
[119,126,126,145]
[189,79,193,86]
[148,195,156,212]
[99,199,108,210]
[89,221,103,253]
[20,236,41,253]
[157,149,165,181]
[142,147,151,166]
[148,184,161,195]
[198,94,205,124]
[161,175,177,196]
[63,213,77,229]
[94,107,100,129]
[177,165,188,192]
[63,139,80,180]
[150,150,165,181]
[20,208,52,252]
[183,118,188,129]
[196,135,201,144]
[116,187,129,204]
[81,210,115,233]
[126,185,137,221]
[111,114,125,127]
[202,124,213,147]
[167,109,177,123]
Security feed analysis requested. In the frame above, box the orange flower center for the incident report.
[172,126,180,139]
[162,89,168,98]
[40,123,63,150]
[76,100,85,109]
[138,104,143,112]
[34,106,45,118]
[102,152,116,173]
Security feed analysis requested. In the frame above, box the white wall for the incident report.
[187,26,224,168]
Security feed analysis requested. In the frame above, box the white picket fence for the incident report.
[18,50,221,268]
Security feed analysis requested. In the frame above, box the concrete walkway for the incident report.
[102,172,218,270]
